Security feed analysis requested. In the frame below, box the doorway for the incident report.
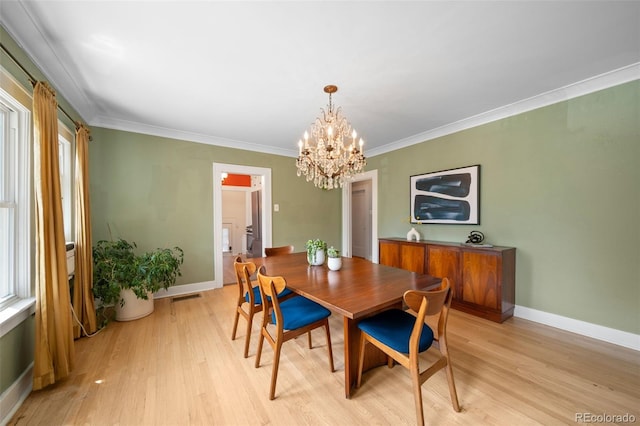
[351,180,372,259]
[341,169,378,263]
[213,163,272,288]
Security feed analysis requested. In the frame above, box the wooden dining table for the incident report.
[255,252,441,398]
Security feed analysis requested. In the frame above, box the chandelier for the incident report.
[296,85,366,190]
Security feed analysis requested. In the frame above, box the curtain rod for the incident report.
[1,42,86,132]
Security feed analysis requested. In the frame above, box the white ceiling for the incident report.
[1,1,639,157]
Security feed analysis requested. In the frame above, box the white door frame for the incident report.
[213,163,272,287]
[341,169,378,263]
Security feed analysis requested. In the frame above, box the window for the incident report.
[58,128,73,241]
[0,104,12,307]
[0,85,31,313]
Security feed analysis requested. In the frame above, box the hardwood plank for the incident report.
[8,285,639,425]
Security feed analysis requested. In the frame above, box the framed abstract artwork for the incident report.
[410,165,480,224]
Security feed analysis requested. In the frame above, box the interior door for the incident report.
[351,180,372,259]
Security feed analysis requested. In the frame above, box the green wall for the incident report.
[0,317,35,391]
[368,81,639,334]
[89,128,341,284]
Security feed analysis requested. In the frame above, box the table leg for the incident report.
[343,317,359,398]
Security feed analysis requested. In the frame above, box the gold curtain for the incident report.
[32,81,75,390]
[72,124,97,338]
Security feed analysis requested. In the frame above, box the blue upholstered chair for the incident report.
[356,279,460,426]
[230,256,293,358]
[255,266,335,400]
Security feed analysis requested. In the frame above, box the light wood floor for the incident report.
[9,285,639,425]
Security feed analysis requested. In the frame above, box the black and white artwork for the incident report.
[410,165,480,224]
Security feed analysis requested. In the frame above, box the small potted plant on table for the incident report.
[305,238,327,266]
[327,246,342,271]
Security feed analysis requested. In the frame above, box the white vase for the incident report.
[308,249,325,266]
[407,227,420,241]
[115,288,154,321]
[327,257,342,271]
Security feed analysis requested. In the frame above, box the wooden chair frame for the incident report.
[230,256,261,358]
[255,266,335,400]
[264,245,295,257]
[231,256,298,358]
[356,279,460,425]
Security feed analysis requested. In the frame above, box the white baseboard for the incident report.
[153,280,220,299]
[0,363,33,426]
[514,305,640,351]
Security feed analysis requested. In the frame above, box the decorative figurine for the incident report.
[407,227,420,241]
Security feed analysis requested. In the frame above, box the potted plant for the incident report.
[305,238,327,266]
[327,246,342,271]
[93,238,184,323]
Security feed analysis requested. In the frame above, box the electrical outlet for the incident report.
[274,204,280,212]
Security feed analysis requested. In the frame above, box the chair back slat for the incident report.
[265,245,295,256]
[256,265,287,299]
[404,278,451,340]
[403,279,450,316]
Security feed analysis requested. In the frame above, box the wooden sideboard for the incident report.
[379,238,516,323]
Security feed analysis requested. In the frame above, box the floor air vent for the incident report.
[171,293,202,303]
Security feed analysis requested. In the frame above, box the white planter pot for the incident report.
[327,257,342,271]
[115,288,154,321]
[307,249,325,266]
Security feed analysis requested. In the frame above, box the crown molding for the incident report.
[91,115,297,157]
[95,62,640,159]
[367,63,640,158]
